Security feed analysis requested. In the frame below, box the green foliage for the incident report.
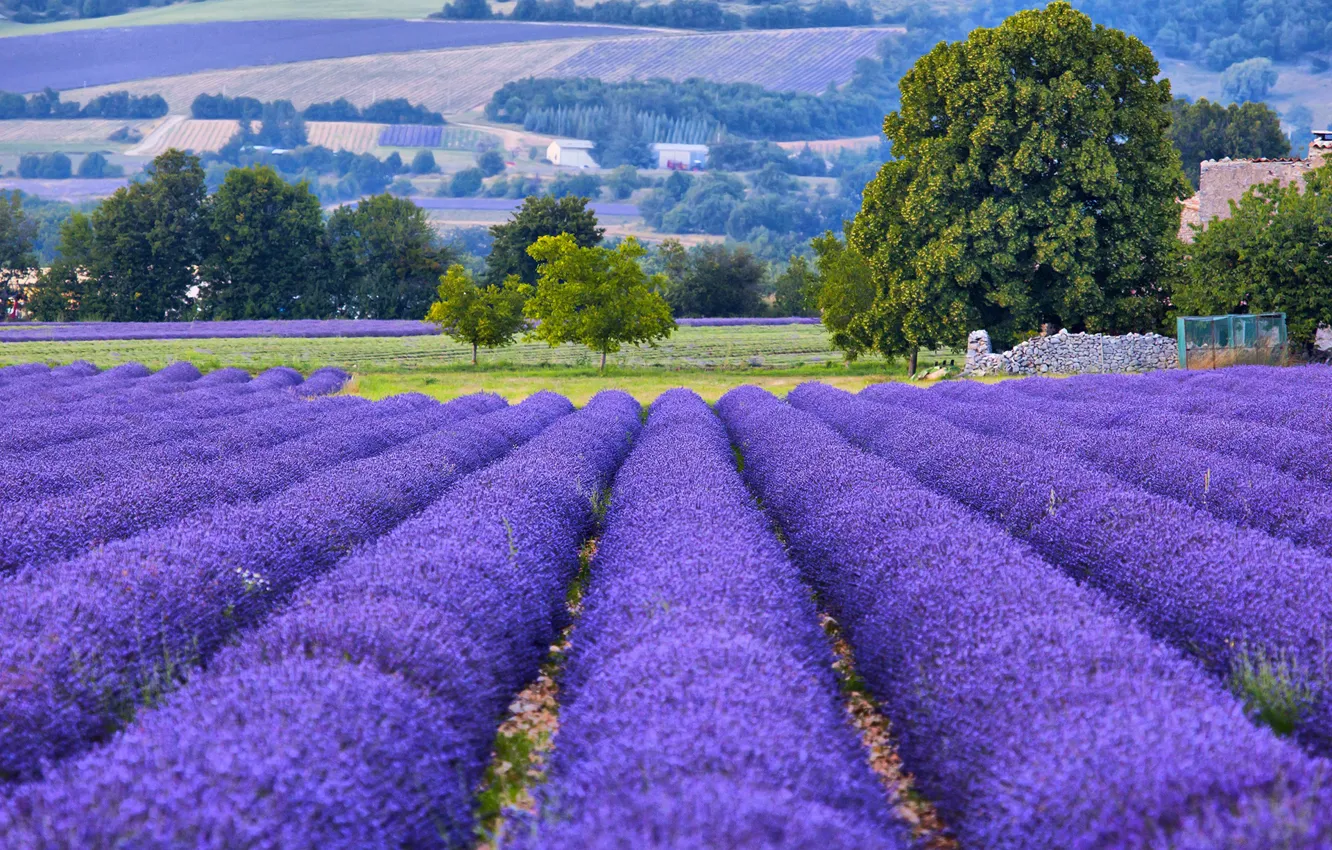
[523,234,675,370]
[604,165,642,200]
[1220,58,1279,104]
[0,192,38,321]
[0,88,166,120]
[447,168,485,198]
[28,212,93,321]
[18,152,72,180]
[425,264,529,363]
[810,229,878,357]
[476,150,506,178]
[80,149,208,321]
[659,242,765,318]
[325,193,452,320]
[484,195,604,286]
[772,254,819,317]
[486,77,883,142]
[410,150,438,175]
[1170,97,1290,188]
[1176,164,1332,346]
[77,152,124,179]
[853,2,1186,356]
[198,165,324,320]
[1229,646,1314,737]
[547,172,601,200]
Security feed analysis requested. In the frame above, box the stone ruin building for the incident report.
[1180,130,1332,242]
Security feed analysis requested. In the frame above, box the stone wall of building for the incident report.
[963,328,1178,376]
[1182,134,1332,242]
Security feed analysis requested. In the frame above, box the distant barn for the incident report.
[547,139,598,168]
[652,142,708,170]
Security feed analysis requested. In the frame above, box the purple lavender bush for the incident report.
[0,392,558,783]
[516,389,906,850]
[717,385,1332,849]
[873,382,1332,556]
[292,366,352,397]
[795,382,1332,755]
[0,392,639,848]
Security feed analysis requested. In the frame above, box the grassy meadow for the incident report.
[0,324,964,404]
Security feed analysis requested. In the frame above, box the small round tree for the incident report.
[425,264,529,365]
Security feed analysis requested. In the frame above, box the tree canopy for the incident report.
[1175,164,1332,347]
[850,1,1187,358]
[198,165,324,320]
[425,264,529,364]
[1170,98,1290,188]
[325,194,452,320]
[523,234,675,370]
[0,193,38,321]
[484,195,604,286]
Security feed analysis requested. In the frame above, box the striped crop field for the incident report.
[378,124,443,148]
[0,118,162,146]
[545,27,905,92]
[133,119,241,156]
[306,121,384,154]
[776,135,884,154]
[63,28,903,115]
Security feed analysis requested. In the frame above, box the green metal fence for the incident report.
[1176,313,1288,370]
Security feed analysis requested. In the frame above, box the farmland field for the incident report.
[130,117,241,156]
[2,20,657,95]
[63,28,903,114]
[0,118,162,149]
[2,360,1332,847]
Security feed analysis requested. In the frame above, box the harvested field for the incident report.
[0,118,161,147]
[3,20,656,94]
[131,118,241,156]
[63,28,902,114]
[306,121,385,153]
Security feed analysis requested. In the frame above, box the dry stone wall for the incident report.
[963,329,1178,376]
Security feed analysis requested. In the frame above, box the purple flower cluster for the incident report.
[881,380,1332,556]
[1,391,640,848]
[717,385,1332,849]
[0,392,570,783]
[378,125,444,147]
[794,382,1332,754]
[0,319,440,343]
[518,389,906,850]
[292,366,352,397]
[0,384,496,573]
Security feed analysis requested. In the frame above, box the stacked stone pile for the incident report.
[963,328,1178,376]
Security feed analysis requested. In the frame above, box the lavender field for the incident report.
[2,20,653,94]
[2,362,1331,847]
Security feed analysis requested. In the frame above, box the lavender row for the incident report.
[873,382,1332,557]
[3,394,372,503]
[0,392,639,846]
[718,386,1332,849]
[0,390,506,573]
[1006,368,1332,435]
[519,390,905,849]
[941,378,1332,487]
[0,319,441,343]
[796,383,1332,754]
[0,392,565,784]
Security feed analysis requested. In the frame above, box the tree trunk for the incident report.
[472,342,478,366]
[600,348,607,373]
[908,348,918,377]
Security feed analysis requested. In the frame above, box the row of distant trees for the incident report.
[1,150,451,323]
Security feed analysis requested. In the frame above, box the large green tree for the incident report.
[484,195,603,286]
[662,243,765,318]
[325,194,451,319]
[81,149,207,321]
[199,165,324,319]
[1175,164,1332,347]
[0,192,37,321]
[524,234,675,371]
[425,264,529,364]
[1170,97,1290,188]
[850,1,1188,359]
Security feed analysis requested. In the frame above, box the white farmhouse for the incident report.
[547,139,598,168]
[652,142,708,170]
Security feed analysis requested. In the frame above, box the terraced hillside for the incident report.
[63,27,904,114]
